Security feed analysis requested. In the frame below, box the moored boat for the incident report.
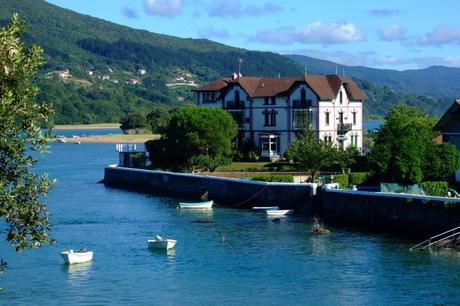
[61,249,93,264]
[178,200,213,209]
[266,209,293,217]
[252,206,279,211]
[148,235,177,250]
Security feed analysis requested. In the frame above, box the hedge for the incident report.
[333,174,349,188]
[251,175,294,183]
[349,172,370,186]
[419,181,449,197]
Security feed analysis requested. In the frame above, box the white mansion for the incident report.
[194,74,366,158]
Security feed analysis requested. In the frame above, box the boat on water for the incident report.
[61,249,93,264]
[148,235,177,250]
[252,206,279,211]
[266,209,293,217]
[178,200,213,209]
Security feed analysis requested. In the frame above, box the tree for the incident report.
[147,106,237,171]
[120,111,147,133]
[335,146,360,174]
[284,130,337,182]
[370,105,459,184]
[0,15,54,271]
[146,106,174,134]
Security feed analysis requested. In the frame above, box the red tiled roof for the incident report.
[195,75,366,101]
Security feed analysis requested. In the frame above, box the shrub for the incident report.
[333,174,349,188]
[349,172,370,186]
[419,181,449,197]
[131,152,147,169]
[251,175,294,183]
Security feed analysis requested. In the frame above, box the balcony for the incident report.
[337,123,352,135]
[226,100,245,109]
[292,99,312,109]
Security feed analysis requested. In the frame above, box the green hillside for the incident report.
[0,0,303,124]
[0,0,455,123]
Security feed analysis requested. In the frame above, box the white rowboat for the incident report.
[252,206,279,211]
[148,235,177,250]
[61,249,93,264]
[178,200,213,209]
[266,209,293,217]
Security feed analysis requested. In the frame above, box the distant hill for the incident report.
[0,0,455,123]
[286,54,458,118]
[0,0,302,124]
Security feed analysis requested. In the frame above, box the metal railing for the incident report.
[337,123,352,135]
[410,225,460,251]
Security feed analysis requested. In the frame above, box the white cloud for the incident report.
[250,22,365,45]
[209,0,282,18]
[378,24,406,41]
[144,0,183,17]
[418,26,460,46]
[282,48,460,69]
[121,6,139,19]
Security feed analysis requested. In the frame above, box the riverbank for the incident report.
[53,123,121,130]
[54,134,158,144]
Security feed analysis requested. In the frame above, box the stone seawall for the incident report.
[104,166,317,210]
[322,189,460,236]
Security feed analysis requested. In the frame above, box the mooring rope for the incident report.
[213,183,270,208]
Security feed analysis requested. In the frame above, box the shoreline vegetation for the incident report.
[51,133,158,144]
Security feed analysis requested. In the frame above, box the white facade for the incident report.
[195,75,364,158]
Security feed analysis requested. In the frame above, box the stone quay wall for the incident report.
[104,166,318,210]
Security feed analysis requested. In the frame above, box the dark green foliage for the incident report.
[349,172,370,186]
[419,181,449,197]
[0,15,53,270]
[370,105,460,184]
[333,174,349,188]
[188,154,231,172]
[251,175,294,183]
[284,130,338,182]
[146,106,175,134]
[131,152,148,169]
[120,111,147,132]
[234,139,259,162]
[335,146,360,174]
[147,106,237,170]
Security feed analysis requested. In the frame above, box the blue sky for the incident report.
[45,0,460,70]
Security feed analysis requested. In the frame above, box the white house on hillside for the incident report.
[193,74,366,158]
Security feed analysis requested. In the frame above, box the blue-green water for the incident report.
[1,141,460,305]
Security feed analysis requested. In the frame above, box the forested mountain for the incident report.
[0,0,302,124]
[0,0,456,123]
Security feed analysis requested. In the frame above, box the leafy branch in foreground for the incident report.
[0,14,54,271]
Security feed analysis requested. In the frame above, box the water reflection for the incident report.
[64,261,93,281]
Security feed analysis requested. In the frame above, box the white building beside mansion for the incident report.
[194,74,366,158]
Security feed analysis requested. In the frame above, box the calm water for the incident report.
[1,137,460,305]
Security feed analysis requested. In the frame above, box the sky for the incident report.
[45,0,460,71]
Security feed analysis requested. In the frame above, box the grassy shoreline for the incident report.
[53,123,121,130]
